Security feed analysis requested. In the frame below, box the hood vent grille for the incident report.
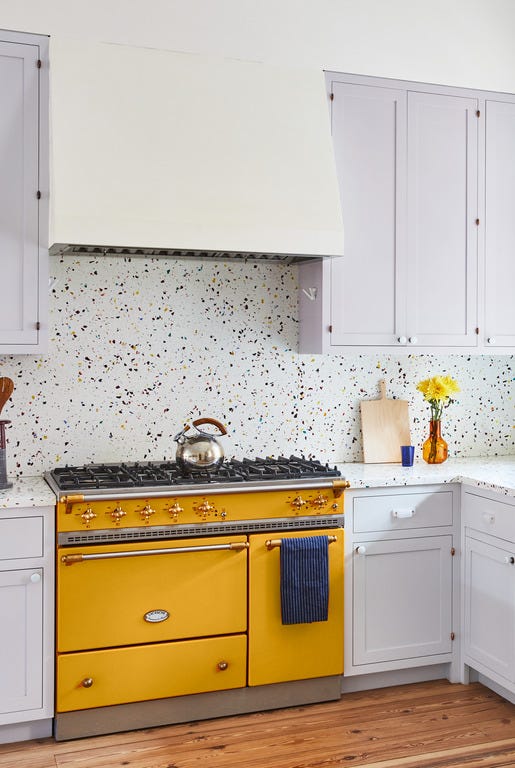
[49,243,323,265]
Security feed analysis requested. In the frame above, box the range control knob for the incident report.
[195,499,216,520]
[167,501,184,522]
[108,505,126,524]
[290,495,307,511]
[310,493,329,510]
[80,506,97,527]
[139,503,156,524]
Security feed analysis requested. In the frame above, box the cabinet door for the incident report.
[0,568,43,716]
[0,38,44,351]
[329,83,407,346]
[406,92,478,347]
[464,535,515,682]
[353,536,453,665]
[484,100,515,348]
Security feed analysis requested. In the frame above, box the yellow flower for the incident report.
[416,375,460,420]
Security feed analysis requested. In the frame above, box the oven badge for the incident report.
[144,609,170,623]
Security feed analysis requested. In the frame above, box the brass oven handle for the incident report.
[61,541,249,564]
[266,535,338,550]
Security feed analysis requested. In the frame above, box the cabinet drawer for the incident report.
[57,634,247,712]
[463,492,515,543]
[0,516,43,560]
[353,491,453,533]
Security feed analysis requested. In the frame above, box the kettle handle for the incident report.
[192,417,228,436]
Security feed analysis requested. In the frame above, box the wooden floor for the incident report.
[1,681,515,768]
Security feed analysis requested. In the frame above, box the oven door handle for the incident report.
[60,541,249,565]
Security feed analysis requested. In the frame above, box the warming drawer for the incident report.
[57,535,248,652]
[57,634,247,712]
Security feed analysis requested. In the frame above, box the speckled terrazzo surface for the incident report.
[0,255,513,476]
[0,476,55,508]
[337,456,515,496]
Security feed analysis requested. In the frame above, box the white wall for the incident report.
[1,0,515,92]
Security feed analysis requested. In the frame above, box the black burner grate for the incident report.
[49,456,340,492]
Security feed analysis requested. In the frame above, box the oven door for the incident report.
[248,528,344,686]
[57,534,248,652]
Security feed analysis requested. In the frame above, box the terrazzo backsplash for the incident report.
[0,255,513,476]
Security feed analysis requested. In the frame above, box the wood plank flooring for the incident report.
[1,681,515,768]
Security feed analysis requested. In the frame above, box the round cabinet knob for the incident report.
[30,572,41,583]
[81,678,94,688]
[397,336,407,344]
[217,661,229,671]
[504,556,515,565]
[487,337,496,345]
[408,336,418,344]
[356,545,367,555]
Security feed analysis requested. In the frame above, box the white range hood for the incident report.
[49,37,344,263]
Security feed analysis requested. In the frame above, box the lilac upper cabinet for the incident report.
[300,73,482,353]
[0,30,48,355]
[484,100,515,349]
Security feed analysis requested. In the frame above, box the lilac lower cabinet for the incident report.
[342,484,461,689]
[0,505,54,744]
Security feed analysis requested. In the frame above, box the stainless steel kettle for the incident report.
[173,417,228,472]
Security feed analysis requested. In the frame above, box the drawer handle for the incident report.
[81,678,93,688]
[61,541,249,564]
[356,545,367,555]
[504,556,515,565]
[30,572,41,584]
[392,509,415,519]
[483,513,495,524]
[217,661,229,671]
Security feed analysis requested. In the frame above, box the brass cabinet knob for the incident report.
[139,503,156,524]
[310,493,328,510]
[290,495,307,510]
[81,506,97,527]
[217,661,229,671]
[108,505,126,524]
[167,501,184,521]
[81,678,93,688]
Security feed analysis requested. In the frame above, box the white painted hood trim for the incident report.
[49,38,344,261]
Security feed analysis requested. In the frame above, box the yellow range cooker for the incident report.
[46,457,348,741]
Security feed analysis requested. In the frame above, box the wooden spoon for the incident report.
[0,378,14,415]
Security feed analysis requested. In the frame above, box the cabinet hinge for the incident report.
[475,218,480,226]
[476,109,480,117]
[328,325,333,333]
[36,190,41,200]
[36,321,41,331]
[330,92,334,101]
[451,547,456,556]
[37,59,42,69]
[450,631,455,641]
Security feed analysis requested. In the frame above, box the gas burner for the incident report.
[48,456,340,492]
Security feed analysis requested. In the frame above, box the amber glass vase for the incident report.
[422,420,448,464]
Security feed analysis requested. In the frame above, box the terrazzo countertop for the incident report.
[0,476,56,508]
[336,456,515,497]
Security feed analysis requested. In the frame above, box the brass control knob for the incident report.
[310,493,329,510]
[217,661,229,671]
[81,678,93,688]
[290,495,307,510]
[81,506,97,526]
[139,503,156,524]
[108,505,126,524]
[195,499,216,520]
[167,501,184,522]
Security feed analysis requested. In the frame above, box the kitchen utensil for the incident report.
[0,377,14,415]
[174,417,228,472]
[360,380,411,463]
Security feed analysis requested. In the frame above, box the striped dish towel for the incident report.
[280,536,329,624]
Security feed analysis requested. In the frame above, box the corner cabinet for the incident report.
[0,505,54,743]
[300,73,515,353]
[344,485,460,679]
[0,30,48,354]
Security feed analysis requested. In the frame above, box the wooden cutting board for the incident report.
[360,380,411,463]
